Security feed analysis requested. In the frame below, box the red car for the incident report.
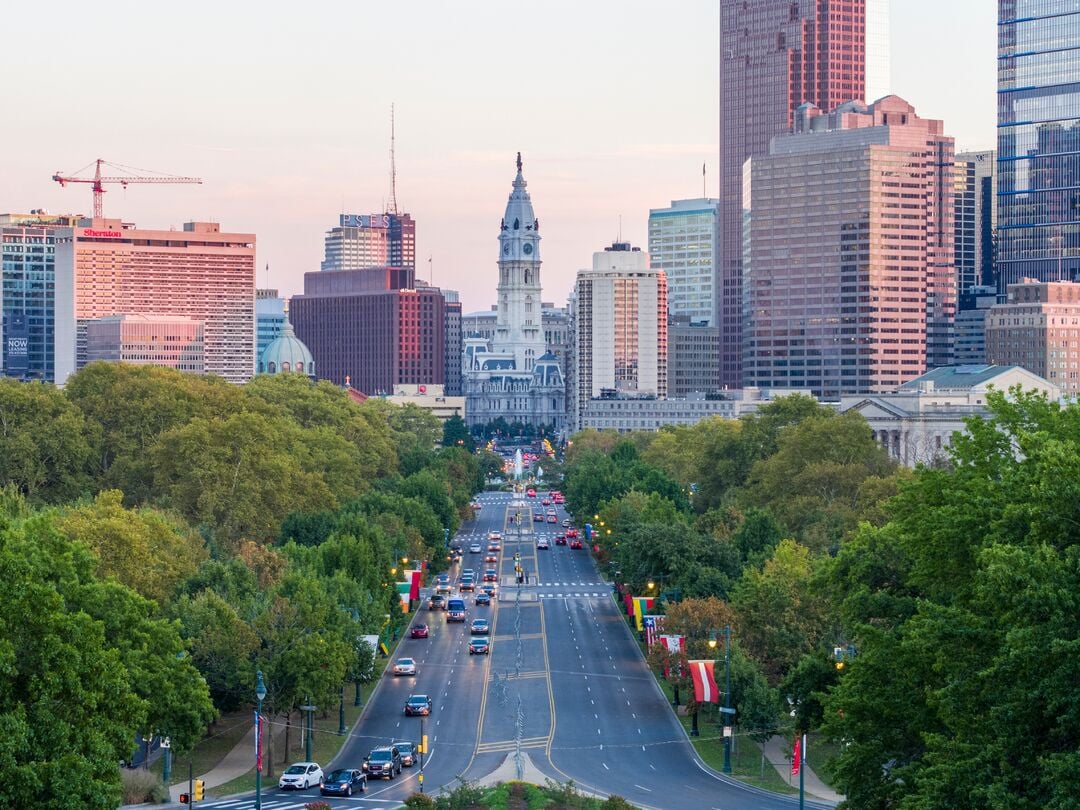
[570,539,584,550]
[555,535,567,546]
[541,498,552,506]
[527,489,537,498]
[410,624,429,639]
[566,528,579,538]
[488,542,501,552]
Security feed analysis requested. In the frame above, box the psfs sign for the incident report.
[340,213,390,229]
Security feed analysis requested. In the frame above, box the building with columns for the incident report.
[463,155,567,436]
[839,364,1059,467]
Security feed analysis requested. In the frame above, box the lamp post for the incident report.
[255,671,267,810]
[709,626,734,774]
[338,685,347,736]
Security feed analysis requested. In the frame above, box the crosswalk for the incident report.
[539,592,608,599]
[199,796,398,808]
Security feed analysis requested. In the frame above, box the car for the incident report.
[485,553,498,563]
[404,694,432,716]
[548,515,558,523]
[395,740,417,767]
[279,762,323,790]
[488,531,503,541]
[471,501,482,511]
[469,543,482,553]
[484,569,498,582]
[527,489,537,497]
[566,528,579,538]
[555,534,567,545]
[541,498,552,506]
[363,746,401,779]
[475,591,492,606]
[481,582,497,598]
[470,618,490,635]
[469,637,490,655]
[537,537,550,550]
[488,541,501,552]
[570,539,584,550]
[435,575,452,595]
[562,518,570,527]
[533,512,544,522]
[447,597,467,622]
[459,578,475,592]
[393,657,417,676]
[320,768,366,796]
[427,594,445,610]
[410,624,429,639]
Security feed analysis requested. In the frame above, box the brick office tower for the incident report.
[289,266,446,394]
[720,0,867,388]
[743,97,955,399]
[54,220,255,384]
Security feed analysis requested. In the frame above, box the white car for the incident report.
[537,537,549,549]
[469,543,483,553]
[279,761,323,790]
[393,657,417,676]
[488,531,503,541]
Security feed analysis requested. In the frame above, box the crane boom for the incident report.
[52,158,202,218]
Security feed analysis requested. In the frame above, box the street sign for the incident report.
[719,706,736,715]
[723,726,732,738]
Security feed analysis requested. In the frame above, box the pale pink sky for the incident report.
[1,1,994,313]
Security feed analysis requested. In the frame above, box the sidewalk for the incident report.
[760,735,844,803]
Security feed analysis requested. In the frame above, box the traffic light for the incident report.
[194,779,205,801]
[179,794,190,805]
[420,734,429,754]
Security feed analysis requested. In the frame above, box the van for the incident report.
[446,598,467,622]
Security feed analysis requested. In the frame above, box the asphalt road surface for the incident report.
[196,490,832,810]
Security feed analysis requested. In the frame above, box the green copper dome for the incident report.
[258,320,314,377]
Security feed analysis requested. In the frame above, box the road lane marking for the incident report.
[634,784,653,793]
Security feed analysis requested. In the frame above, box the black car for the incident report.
[469,637,490,655]
[320,768,366,796]
[395,740,417,766]
[362,746,402,779]
[475,591,491,606]
[404,694,432,716]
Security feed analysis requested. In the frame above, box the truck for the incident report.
[446,597,467,622]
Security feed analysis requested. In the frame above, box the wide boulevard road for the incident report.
[197,491,832,810]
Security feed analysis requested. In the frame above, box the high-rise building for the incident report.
[255,288,286,363]
[85,314,205,373]
[54,220,256,385]
[463,154,566,435]
[743,96,955,398]
[440,288,463,397]
[865,0,891,102]
[572,242,667,432]
[954,284,998,364]
[321,213,416,273]
[954,150,997,299]
[1,212,82,381]
[290,266,445,394]
[668,317,721,398]
[985,279,1080,393]
[997,3,1080,292]
[720,0,867,388]
[648,198,719,327]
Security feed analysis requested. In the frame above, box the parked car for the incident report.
[363,746,401,780]
[279,762,323,790]
[404,694,432,716]
[320,768,366,796]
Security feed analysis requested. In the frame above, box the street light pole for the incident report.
[339,685,347,736]
[255,671,267,810]
[723,625,733,775]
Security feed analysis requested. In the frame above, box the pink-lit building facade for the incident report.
[720,0,868,388]
[85,314,205,373]
[985,279,1080,394]
[742,96,955,398]
[54,219,256,384]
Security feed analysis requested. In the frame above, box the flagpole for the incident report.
[799,733,806,810]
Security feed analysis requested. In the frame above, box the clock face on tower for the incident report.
[522,243,534,255]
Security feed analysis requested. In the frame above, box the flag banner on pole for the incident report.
[661,634,684,653]
[409,569,422,600]
[395,581,410,595]
[624,594,634,616]
[791,735,802,776]
[643,615,666,647]
[689,660,719,703]
[254,711,263,773]
[632,597,656,631]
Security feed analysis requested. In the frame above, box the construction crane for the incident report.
[52,158,202,219]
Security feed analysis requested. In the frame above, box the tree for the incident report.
[0,379,95,502]
[441,415,474,451]
[0,510,214,809]
[663,597,738,659]
[56,490,208,604]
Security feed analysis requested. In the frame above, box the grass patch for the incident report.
[652,678,797,796]
[806,733,842,790]
[152,708,254,786]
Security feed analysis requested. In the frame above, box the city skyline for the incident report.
[0,1,994,313]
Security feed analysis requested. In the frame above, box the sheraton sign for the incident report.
[82,228,123,238]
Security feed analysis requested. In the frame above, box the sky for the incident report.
[0,1,995,313]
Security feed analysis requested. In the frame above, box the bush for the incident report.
[120,768,168,804]
[404,793,438,808]
[435,777,488,809]
[303,802,333,810]
[602,797,636,810]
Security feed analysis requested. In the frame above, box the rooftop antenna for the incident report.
[703,161,707,198]
[388,104,399,215]
[618,214,623,243]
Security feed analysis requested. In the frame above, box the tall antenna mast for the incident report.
[388,104,399,215]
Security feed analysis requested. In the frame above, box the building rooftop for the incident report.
[897,364,1025,391]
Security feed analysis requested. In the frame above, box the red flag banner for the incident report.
[791,735,802,776]
[689,660,719,703]
[409,569,422,600]
[624,594,634,616]
[254,712,263,773]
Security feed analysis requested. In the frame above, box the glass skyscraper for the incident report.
[998,1,1080,291]
[647,198,719,327]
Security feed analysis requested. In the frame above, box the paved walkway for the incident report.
[167,715,287,801]
[760,735,844,803]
